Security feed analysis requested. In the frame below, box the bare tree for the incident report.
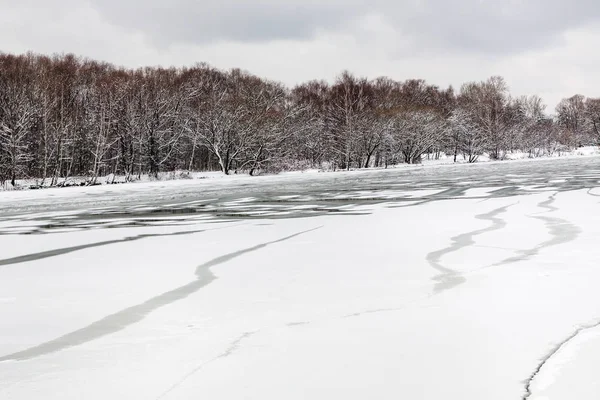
[460,76,511,160]
[584,98,600,146]
[289,80,331,168]
[327,72,373,170]
[0,51,589,185]
[556,94,587,147]
[448,108,485,163]
[0,54,39,186]
[390,108,446,164]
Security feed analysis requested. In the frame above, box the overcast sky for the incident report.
[1,0,599,109]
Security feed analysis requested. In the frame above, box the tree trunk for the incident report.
[219,156,230,175]
[364,151,373,168]
[188,140,196,171]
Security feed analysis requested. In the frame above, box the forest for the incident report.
[1,52,599,186]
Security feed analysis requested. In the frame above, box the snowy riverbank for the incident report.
[2,146,598,194]
[1,156,600,399]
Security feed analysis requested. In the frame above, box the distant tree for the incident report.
[0,51,591,185]
[288,80,331,167]
[327,72,373,170]
[448,108,485,163]
[0,54,39,185]
[390,108,446,164]
[556,95,587,147]
[459,76,511,160]
[584,98,600,146]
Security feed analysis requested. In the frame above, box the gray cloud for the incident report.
[1,0,600,107]
[91,0,368,45]
[386,0,600,54]
[87,0,600,55]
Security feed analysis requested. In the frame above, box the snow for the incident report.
[528,325,600,400]
[1,156,600,399]
[2,146,599,195]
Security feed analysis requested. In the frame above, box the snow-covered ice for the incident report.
[1,156,600,399]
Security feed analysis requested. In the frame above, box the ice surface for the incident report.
[1,156,600,399]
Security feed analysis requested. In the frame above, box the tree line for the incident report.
[1,52,599,186]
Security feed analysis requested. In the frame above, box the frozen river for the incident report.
[1,156,600,399]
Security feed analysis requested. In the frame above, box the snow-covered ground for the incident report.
[2,146,598,193]
[1,156,600,399]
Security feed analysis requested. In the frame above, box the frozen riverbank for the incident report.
[1,157,600,399]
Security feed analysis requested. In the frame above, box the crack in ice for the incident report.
[0,227,321,362]
[155,331,258,400]
[490,194,581,268]
[0,229,210,267]
[426,203,514,293]
[522,319,600,400]
[587,188,600,198]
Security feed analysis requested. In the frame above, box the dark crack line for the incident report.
[0,229,211,267]
[587,188,600,198]
[0,218,217,236]
[286,321,309,327]
[342,306,408,319]
[490,194,581,268]
[1,222,247,267]
[426,203,514,293]
[522,319,600,400]
[155,331,258,400]
[0,227,321,362]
